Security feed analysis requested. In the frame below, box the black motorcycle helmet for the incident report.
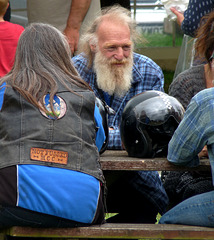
[95,97,115,154]
[120,90,185,158]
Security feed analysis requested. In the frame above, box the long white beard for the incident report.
[94,51,133,97]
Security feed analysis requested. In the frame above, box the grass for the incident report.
[144,33,183,47]
[163,70,174,93]
[136,32,183,48]
[105,213,162,224]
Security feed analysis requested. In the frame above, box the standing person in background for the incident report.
[73,5,168,224]
[0,0,24,77]
[0,22,106,228]
[27,0,100,55]
[170,0,214,75]
[170,0,214,37]
[169,9,214,108]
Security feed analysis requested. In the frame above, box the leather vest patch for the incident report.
[0,84,105,183]
[30,147,68,165]
[40,94,67,120]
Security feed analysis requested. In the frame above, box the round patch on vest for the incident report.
[40,94,67,120]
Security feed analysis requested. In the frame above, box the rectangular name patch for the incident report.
[30,148,68,165]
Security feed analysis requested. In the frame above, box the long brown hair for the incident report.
[195,11,214,64]
[1,23,91,114]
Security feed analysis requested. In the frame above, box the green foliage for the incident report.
[156,213,161,224]
[105,213,118,220]
[105,213,162,223]
[136,33,183,48]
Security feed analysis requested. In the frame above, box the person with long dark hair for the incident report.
[0,22,106,228]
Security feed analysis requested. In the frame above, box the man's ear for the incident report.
[90,44,97,53]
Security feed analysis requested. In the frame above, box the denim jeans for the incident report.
[159,190,214,227]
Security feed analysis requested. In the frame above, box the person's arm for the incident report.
[167,91,212,167]
[148,65,164,92]
[64,0,91,54]
[181,0,213,37]
[0,83,6,110]
[170,0,213,37]
[137,55,165,92]
[152,69,165,92]
[170,7,184,26]
[94,104,106,152]
[168,72,193,110]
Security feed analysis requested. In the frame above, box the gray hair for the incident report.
[78,5,137,66]
[2,23,91,114]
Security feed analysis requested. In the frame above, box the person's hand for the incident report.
[170,7,184,26]
[63,26,79,55]
[63,0,91,55]
[198,145,209,159]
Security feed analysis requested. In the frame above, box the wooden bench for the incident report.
[0,150,212,240]
[2,223,214,239]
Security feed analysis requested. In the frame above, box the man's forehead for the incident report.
[98,19,130,36]
[104,41,132,47]
[98,23,131,44]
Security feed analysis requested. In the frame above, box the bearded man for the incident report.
[72,5,168,224]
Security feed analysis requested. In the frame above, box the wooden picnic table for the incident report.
[100,150,210,171]
[0,150,212,240]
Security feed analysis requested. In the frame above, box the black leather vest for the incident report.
[0,83,104,183]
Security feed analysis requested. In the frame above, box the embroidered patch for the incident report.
[31,148,68,165]
[40,94,67,120]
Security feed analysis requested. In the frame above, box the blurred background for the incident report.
[9,0,185,92]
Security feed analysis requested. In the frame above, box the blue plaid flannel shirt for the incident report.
[72,52,168,214]
[168,88,214,187]
[72,52,164,150]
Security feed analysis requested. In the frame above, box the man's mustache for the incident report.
[110,59,128,65]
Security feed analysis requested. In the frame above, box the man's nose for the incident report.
[114,47,124,60]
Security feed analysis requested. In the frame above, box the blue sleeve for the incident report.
[94,104,106,152]
[167,96,207,167]
[0,82,6,110]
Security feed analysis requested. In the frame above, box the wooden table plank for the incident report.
[6,224,214,239]
[100,151,210,171]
